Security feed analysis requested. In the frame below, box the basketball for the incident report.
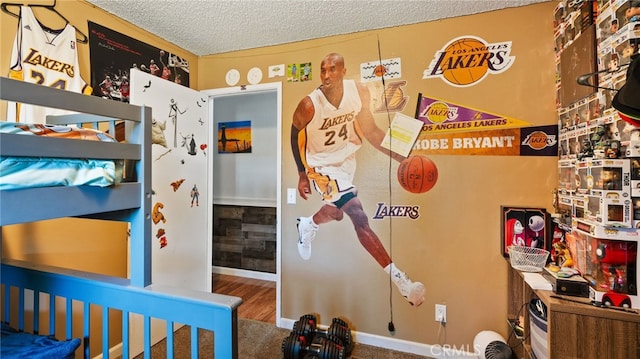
[397,156,438,193]
[440,38,489,86]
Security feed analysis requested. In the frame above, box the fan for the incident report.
[473,331,514,359]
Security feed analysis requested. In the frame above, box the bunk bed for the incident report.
[0,77,242,358]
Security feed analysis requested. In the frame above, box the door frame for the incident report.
[202,82,282,326]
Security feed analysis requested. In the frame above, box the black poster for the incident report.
[88,21,190,102]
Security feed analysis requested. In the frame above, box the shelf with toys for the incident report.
[554,0,640,313]
[506,2,640,358]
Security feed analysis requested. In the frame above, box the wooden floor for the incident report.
[212,273,276,324]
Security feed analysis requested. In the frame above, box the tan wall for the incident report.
[1,0,560,351]
[200,1,558,348]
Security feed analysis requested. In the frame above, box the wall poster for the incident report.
[88,21,190,103]
[501,206,549,258]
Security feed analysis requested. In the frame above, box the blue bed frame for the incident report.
[0,77,242,358]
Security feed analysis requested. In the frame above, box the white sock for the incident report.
[384,263,400,276]
[309,217,318,228]
[385,263,410,287]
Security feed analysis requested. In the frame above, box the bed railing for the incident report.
[1,259,243,358]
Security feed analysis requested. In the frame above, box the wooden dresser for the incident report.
[507,267,640,359]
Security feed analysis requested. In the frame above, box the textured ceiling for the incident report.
[86,0,549,56]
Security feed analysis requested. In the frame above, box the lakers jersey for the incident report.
[302,79,364,168]
[7,6,91,123]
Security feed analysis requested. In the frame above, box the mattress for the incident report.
[0,122,122,190]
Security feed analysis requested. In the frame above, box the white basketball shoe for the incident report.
[386,264,425,306]
[296,217,318,260]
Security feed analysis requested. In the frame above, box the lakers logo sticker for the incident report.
[423,36,515,87]
[522,130,557,150]
[373,80,409,113]
[423,101,457,124]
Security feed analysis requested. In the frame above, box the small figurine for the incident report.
[605,139,621,158]
[591,125,606,145]
[627,1,640,23]
[553,241,574,268]
[550,226,565,264]
[577,137,594,160]
[599,169,620,190]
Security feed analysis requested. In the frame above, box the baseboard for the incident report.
[211,266,277,282]
[279,317,477,359]
[92,343,121,359]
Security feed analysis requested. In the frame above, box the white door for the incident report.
[128,69,211,354]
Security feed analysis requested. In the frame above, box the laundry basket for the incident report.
[508,246,549,272]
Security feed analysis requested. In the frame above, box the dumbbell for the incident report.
[281,332,345,359]
[292,314,354,355]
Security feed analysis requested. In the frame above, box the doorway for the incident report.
[203,82,282,324]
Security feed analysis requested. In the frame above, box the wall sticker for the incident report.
[423,35,515,87]
[360,57,401,82]
[291,52,427,308]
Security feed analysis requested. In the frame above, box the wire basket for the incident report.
[508,246,549,272]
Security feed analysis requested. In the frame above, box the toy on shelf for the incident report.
[572,158,633,228]
[545,224,590,297]
[605,139,622,158]
[550,224,565,265]
[592,124,609,156]
[587,237,638,308]
[578,136,595,160]
[554,240,575,268]
[626,1,640,24]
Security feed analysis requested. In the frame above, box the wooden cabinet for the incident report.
[507,267,640,359]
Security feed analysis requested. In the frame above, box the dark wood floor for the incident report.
[212,273,276,324]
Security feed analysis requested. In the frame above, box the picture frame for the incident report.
[501,206,548,258]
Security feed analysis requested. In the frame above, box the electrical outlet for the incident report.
[435,304,446,323]
[287,188,296,204]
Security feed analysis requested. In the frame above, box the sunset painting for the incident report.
[217,120,252,153]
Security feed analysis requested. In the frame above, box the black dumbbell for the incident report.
[282,332,345,359]
[292,314,353,355]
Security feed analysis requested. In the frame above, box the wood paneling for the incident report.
[213,205,276,273]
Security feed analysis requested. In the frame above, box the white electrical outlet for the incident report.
[435,304,446,323]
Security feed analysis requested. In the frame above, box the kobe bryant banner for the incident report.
[410,94,556,156]
[410,125,558,156]
[423,35,515,87]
